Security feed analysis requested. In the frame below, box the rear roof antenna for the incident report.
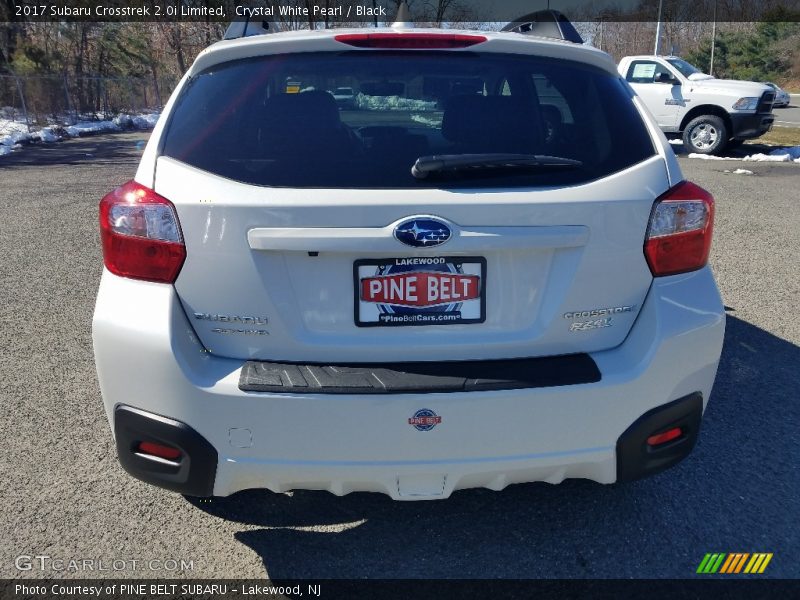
[393,1,414,28]
[501,9,584,44]
[223,18,273,40]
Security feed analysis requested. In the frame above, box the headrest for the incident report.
[262,91,341,131]
[442,95,542,151]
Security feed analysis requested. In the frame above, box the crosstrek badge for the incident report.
[361,271,479,307]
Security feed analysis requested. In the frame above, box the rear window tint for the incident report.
[161,52,655,189]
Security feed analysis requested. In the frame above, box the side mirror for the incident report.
[655,72,678,85]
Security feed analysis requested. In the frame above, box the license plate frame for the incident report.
[353,256,486,327]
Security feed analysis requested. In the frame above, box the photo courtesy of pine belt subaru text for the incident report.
[92,10,725,500]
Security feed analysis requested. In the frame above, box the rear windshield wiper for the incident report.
[411,153,583,179]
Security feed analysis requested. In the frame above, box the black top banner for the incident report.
[2,0,800,23]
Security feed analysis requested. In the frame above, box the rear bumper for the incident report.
[730,112,774,139]
[113,390,704,497]
[93,267,725,499]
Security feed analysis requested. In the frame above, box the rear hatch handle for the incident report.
[247,224,589,253]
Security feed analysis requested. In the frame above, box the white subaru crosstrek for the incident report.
[93,13,725,499]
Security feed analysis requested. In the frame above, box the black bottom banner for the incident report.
[3,579,800,600]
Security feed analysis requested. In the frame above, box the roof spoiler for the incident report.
[501,10,583,44]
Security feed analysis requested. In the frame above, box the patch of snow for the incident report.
[741,152,792,162]
[687,153,731,160]
[689,149,800,164]
[355,93,437,111]
[410,113,441,127]
[34,127,61,143]
[132,113,159,129]
[1,111,160,157]
[114,113,159,130]
[668,139,683,145]
[0,119,32,148]
[66,120,121,137]
[113,114,133,129]
[769,145,800,159]
[725,168,754,175]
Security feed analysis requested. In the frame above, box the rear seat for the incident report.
[259,91,358,157]
[442,95,544,154]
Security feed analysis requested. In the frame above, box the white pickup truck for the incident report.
[619,55,775,154]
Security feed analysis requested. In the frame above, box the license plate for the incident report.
[354,256,486,327]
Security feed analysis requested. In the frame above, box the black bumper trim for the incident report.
[114,405,217,496]
[239,354,601,394]
[730,112,774,140]
[616,392,703,483]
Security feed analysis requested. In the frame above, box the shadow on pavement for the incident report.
[0,134,146,168]
[187,316,800,578]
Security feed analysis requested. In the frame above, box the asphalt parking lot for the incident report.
[774,95,800,128]
[0,133,798,580]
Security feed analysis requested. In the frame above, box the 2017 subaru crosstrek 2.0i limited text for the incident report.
[93,20,725,499]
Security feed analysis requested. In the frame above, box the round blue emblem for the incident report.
[408,408,442,431]
[394,217,451,248]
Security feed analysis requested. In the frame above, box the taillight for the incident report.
[334,33,487,49]
[99,180,185,283]
[644,181,715,277]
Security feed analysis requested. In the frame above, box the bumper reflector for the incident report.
[646,427,683,447]
[137,441,182,461]
[615,392,703,482]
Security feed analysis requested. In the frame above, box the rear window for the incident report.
[161,52,655,188]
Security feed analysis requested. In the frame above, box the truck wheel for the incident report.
[683,115,727,155]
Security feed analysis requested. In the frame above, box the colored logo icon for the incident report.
[408,409,442,431]
[697,553,773,574]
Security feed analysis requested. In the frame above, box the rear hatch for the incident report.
[155,45,665,363]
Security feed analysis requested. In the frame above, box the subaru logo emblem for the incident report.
[394,217,451,248]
